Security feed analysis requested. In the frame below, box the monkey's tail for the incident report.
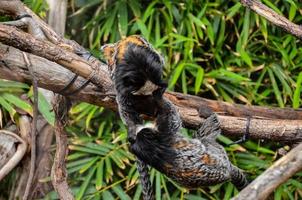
[230,165,249,190]
[136,158,154,200]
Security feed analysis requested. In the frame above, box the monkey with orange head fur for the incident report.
[102,35,167,143]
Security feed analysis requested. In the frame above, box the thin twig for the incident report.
[240,0,302,39]
[231,142,302,200]
[22,52,38,200]
[51,94,74,200]
[0,130,27,181]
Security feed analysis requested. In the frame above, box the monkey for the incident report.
[101,35,167,143]
[130,88,249,190]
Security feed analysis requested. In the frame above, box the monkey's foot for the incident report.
[228,116,251,146]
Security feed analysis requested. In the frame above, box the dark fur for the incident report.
[113,42,167,142]
[131,95,249,190]
[114,43,166,95]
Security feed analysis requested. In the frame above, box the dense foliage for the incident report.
[1,0,302,199]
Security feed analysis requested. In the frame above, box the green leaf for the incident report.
[105,157,113,182]
[96,160,104,190]
[79,157,98,174]
[102,191,115,200]
[2,93,33,115]
[223,183,234,200]
[38,92,55,126]
[127,0,141,17]
[118,1,128,37]
[75,166,96,200]
[194,67,204,94]
[0,96,17,121]
[112,185,131,200]
[240,49,252,67]
[156,171,161,200]
[0,80,29,89]
[202,18,214,45]
[136,19,149,40]
[268,68,284,107]
[263,0,283,15]
[226,2,241,20]
[181,70,187,94]
[85,106,98,130]
[293,72,302,109]
[169,63,185,89]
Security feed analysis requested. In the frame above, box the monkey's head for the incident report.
[101,35,164,79]
[130,126,175,170]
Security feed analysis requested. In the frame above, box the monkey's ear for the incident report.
[100,44,115,61]
[100,43,116,70]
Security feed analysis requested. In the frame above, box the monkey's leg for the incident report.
[227,116,251,146]
[230,165,249,190]
[195,113,221,141]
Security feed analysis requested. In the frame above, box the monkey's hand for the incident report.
[127,124,137,144]
[152,85,166,101]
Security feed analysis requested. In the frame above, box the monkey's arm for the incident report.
[154,93,182,135]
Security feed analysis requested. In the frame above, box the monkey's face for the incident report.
[130,127,176,170]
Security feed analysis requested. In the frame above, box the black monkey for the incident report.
[130,89,249,190]
[102,35,167,142]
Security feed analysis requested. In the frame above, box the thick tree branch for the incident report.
[241,0,302,39]
[0,24,301,117]
[232,142,302,200]
[0,43,301,143]
[0,24,111,91]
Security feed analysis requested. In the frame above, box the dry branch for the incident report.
[0,43,301,143]
[0,24,111,91]
[232,142,302,200]
[241,0,302,39]
[22,52,38,200]
[0,130,27,181]
[13,116,55,199]
[51,95,74,200]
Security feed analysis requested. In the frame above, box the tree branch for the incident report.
[232,142,302,200]
[51,95,74,200]
[0,43,301,143]
[240,0,302,39]
[0,130,27,181]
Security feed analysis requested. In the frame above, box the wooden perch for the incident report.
[232,142,302,200]
[0,43,301,143]
[241,0,302,39]
[0,0,302,144]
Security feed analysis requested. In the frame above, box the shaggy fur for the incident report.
[102,35,167,142]
[130,92,248,190]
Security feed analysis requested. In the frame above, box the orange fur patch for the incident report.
[116,35,147,61]
[201,154,216,165]
[173,140,189,149]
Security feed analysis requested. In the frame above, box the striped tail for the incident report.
[136,158,154,200]
[230,165,249,190]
